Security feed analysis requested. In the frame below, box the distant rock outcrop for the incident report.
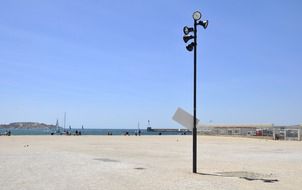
[0,122,56,129]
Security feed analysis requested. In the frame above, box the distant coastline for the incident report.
[0,122,56,129]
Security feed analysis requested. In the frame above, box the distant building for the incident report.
[272,125,302,141]
[198,124,302,141]
[199,124,272,136]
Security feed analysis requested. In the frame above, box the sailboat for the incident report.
[56,119,60,133]
[135,121,142,136]
[50,119,61,135]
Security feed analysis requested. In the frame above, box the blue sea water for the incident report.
[0,128,191,136]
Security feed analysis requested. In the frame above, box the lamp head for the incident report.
[186,42,195,52]
[199,20,208,29]
[193,11,202,21]
[183,35,194,43]
[183,26,194,35]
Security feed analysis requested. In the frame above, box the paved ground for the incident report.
[0,136,301,190]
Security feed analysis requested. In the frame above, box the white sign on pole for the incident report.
[172,107,199,130]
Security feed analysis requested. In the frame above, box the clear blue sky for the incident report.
[1,0,301,128]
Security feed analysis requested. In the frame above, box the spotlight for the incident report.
[186,42,195,52]
[198,20,208,29]
[183,35,194,43]
[183,26,194,35]
[193,11,202,21]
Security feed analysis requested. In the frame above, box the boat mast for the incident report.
[64,112,66,131]
[56,119,59,132]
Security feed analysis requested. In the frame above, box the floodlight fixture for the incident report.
[193,11,202,21]
[198,20,208,29]
[183,35,194,43]
[183,26,194,35]
[186,42,195,52]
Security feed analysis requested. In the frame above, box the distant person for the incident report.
[138,130,141,136]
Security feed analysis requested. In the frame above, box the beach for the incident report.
[0,136,301,190]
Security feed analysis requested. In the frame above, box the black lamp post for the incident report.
[183,11,208,173]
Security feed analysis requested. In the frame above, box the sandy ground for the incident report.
[0,136,301,190]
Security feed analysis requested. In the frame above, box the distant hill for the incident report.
[0,122,57,129]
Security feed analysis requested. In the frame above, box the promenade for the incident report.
[0,136,301,190]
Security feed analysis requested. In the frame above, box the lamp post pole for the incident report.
[183,11,208,173]
[192,19,197,173]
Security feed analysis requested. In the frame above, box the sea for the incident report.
[0,128,191,136]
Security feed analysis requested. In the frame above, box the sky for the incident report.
[0,0,302,128]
